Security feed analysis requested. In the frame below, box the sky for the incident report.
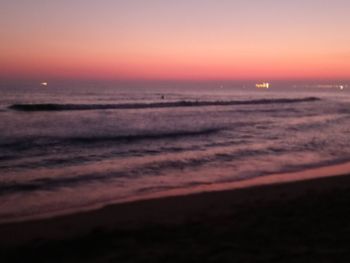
[1,0,350,81]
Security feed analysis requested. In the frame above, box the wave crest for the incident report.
[9,97,320,111]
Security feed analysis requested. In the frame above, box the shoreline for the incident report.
[1,161,350,247]
[2,160,350,226]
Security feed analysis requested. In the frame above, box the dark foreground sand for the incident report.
[2,163,350,262]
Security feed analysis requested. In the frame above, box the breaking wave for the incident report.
[9,97,320,111]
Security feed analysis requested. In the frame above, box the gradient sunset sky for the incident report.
[1,0,349,81]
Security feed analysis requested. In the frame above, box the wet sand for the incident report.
[2,163,350,262]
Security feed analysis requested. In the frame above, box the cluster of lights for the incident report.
[256,82,270,89]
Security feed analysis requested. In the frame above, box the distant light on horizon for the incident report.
[41,82,48,86]
[256,82,270,89]
[292,84,348,90]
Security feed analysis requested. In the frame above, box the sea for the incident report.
[1,82,350,222]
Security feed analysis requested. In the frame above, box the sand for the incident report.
[2,162,350,262]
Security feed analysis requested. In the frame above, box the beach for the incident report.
[1,85,350,262]
[2,0,350,261]
[2,162,350,262]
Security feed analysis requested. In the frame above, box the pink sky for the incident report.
[1,0,350,81]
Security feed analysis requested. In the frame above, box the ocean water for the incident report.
[1,83,350,222]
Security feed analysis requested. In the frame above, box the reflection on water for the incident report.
[0,85,350,222]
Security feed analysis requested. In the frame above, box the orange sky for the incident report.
[1,1,350,81]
